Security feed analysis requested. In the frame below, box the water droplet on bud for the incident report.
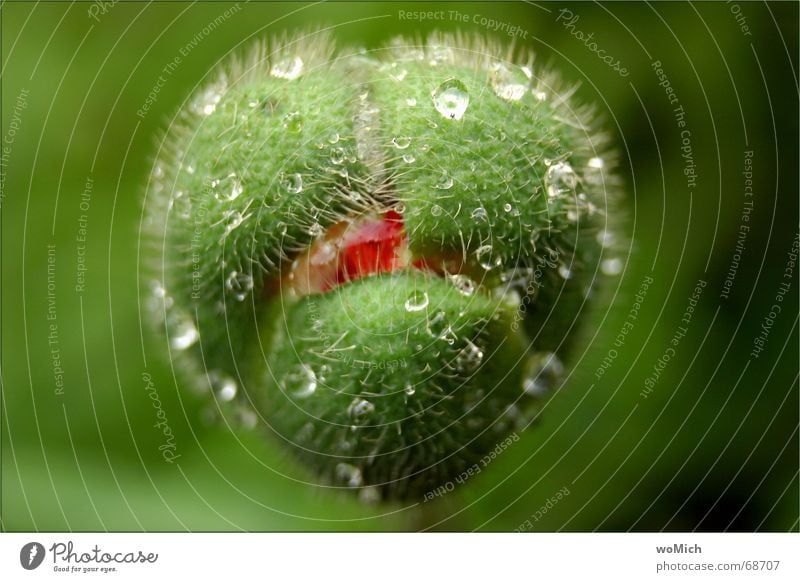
[433,78,470,120]
[456,339,484,373]
[281,172,303,194]
[225,270,254,301]
[448,273,476,296]
[545,162,578,198]
[471,207,488,221]
[489,62,527,102]
[330,147,345,164]
[392,136,411,149]
[405,291,430,312]
[213,173,244,202]
[270,55,304,80]
[282,364,318,398]
[283,111,303,133]
[475,245,501,271]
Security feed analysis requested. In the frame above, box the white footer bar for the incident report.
[1,533,796,580]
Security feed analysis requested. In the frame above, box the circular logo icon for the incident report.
[20,542,45,570]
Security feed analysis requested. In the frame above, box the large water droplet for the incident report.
[406,97,417,107]
[281,172,303,194]
[392,136,411,149]
[212,173,244,202]
[455,339,484,373]
[405,290,430,312]
[489,62,527,102]
[225,270,254,301]
[545,162,579,198]
[558,265,573,279]
[402,153,416,163]
[404,383,416,396]
[270,55,304,80]
[282,363,318,398]
[330,147,345,164]
[471,206,488,221]
[475,245,501,270]
[432,78,470,120]
[435,172,454,190]
[283,111,303,133]
[448,273,476,296]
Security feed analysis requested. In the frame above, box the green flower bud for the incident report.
[145,32,621,502]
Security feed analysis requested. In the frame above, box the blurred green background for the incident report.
[1,1,797,531]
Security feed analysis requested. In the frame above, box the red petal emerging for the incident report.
[288,209,411,296]
[337,209,406,284]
